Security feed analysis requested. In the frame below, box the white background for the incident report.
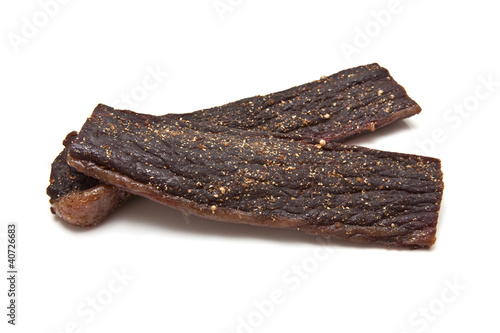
[1,1,499,332]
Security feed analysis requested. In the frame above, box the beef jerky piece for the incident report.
[178,63,421,141]
[67,106,443,248]
[48,63,421,226]
[47,132,132,226]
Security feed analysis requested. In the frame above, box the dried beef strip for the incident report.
[67,105,443,248]
[48,63,421,226]
[179,63,420,141]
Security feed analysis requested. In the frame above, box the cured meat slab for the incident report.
[67,105,443,248]
[47,63,421,226]
[178,63,420,141]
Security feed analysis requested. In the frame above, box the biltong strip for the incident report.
[67,106,443,248]
[178,63,420,141]
[47,63,421,226]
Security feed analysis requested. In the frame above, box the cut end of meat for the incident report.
[47,131,132,226]
[50,184,132,227]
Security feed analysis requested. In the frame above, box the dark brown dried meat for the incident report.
[67,105,443,248]
[177,63,420,141]
[47,63,421,226]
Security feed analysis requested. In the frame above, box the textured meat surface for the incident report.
[68,106,443,248]
[47,63,421,226]
[179,63,421,141]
